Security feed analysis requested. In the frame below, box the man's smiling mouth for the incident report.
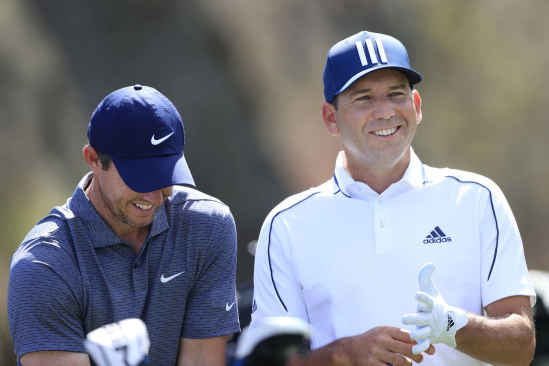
[372,127,398,136]
[133,203,153,210]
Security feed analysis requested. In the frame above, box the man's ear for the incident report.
[321,102,339,136]
[413,90,422,125]
[83,145,102,173]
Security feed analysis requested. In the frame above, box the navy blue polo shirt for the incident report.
[8,173,240,365]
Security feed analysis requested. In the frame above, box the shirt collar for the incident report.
[401,147,425,188]
[68,172,169,248]
[332,147,425,198]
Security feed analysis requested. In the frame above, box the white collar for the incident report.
[333,147,424,198]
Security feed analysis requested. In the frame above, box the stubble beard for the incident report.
[99,184,155,229]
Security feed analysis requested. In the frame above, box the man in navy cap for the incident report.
[8,85,240,365]
[250,31,536,365]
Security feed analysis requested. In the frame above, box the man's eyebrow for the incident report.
[349,88,371,97]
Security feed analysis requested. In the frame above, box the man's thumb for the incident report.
[418,262,437,295]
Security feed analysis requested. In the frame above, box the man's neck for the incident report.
[342,149,411,194]
[84,177,150,253]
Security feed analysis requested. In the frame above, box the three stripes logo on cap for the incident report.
[355,39,388,67]
[423,226,452,244]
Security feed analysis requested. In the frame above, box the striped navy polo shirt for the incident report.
[8,173,240,365]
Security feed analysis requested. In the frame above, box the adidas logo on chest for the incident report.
[423,226,452,244]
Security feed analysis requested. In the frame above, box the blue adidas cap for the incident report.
[323,31,422,103]
[88,85,195,193]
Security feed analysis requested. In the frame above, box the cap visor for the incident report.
[111,153,195,193]
[336,66,422,96]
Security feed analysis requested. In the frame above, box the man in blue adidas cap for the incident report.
[251,31,536,365]
[8,85,240,366]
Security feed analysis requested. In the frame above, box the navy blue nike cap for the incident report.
[88,85,195,193]
[323,31,422,103]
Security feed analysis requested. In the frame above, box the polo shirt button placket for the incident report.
[374,195,393,253]
[132,256,147,294]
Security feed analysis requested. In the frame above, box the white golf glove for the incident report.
[402,262,468,354]
[84,318,150,366]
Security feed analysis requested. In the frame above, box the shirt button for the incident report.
[379,221,384,228]
[378,198,383,205]
[356,184,362,191]
[133,263,137,269]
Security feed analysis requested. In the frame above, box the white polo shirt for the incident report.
[251,148,535,366]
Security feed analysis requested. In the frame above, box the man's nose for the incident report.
[372,97,395,120]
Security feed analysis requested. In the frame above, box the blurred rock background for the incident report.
[1,0,549,363]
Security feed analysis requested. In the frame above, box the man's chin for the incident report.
[117,206,160,228]
[127,217,155,228]
[121,213,156,229]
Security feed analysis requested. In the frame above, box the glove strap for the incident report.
[438,308,468,348]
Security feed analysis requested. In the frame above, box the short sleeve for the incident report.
[479,183,536,308]
[8,243,86,362]
[181,211,240,338]
[250,213,309,329]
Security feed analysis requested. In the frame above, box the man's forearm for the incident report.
[287,338,347,366]
[455,311,535,366]
[177,335,228,366]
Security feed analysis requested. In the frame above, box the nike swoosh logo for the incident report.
[151,132,175,145]
[226,302,236,311]
[160,271,185,283]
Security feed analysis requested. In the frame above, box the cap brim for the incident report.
[336,66,422,97]
[111,153,195,193]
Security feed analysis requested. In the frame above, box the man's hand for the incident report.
[340,327,435,365]
[402,263,468,354]
[288,326,435,366]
